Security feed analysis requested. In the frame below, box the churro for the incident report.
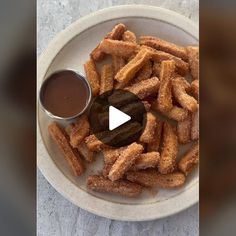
[125,77,160,99]
[186,46,199,80]
[191,105,199,140]
[142,45,189,76]
[85,134,106,152]
[178,143,199,176]
[147,119,163,152]
[103,147,125,164]
[172,77,198,112]
[157,60,175,113]
[91,23,127,61]
[126,169,186,188]
[134,60,153,83]
[87,175,142,197]
[77,141,94,163]
[112,55,126,75]
[99,39,138,58]
[191,79,199,100]
[48,122,84,176]
[177,114,191,144]
[122,30,137,43]
[114,48,152,87]
[159,122,178,174]
[139,112,157,143]
[108,142,144,181]
[99,64,114,94]
[140,36,188,61]
[69,115,90,148]
[84,58,100,96]
[152,61,161,77]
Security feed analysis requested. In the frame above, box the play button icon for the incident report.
[109,106,131,131]
[88,89,147,147]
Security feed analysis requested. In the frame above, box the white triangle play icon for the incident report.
[109,106,131,131]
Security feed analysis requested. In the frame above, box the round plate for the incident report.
[37,5,199,221]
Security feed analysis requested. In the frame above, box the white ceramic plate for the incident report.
[37,5,199,221]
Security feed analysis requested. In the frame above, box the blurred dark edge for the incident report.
[0,0,36,236]
[200,0,236,235]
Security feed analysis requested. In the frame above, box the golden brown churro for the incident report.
[69,115,90,148]
[85,134,106,152]
[191,105,199,140]
[191,79,199,100]
[157,60,175,113]
[108,142,144,181]
[99,64,114,94]
[134,60,153,83]
[178,143,199,176]
[77,141,94,163]
[125,77,160,99]
[122,30,137,43]
[102,163,113,177]
[142,45,189,76]
[177,114,191,144]
[99,39,138,58]
[140,36,188,61]
[172,77,198,112]
[84,58,100,96]
[114,48,152,87]
[147,120,163,152]
[103,147,125,164]
[159,122,178,174]
[112,55,126,75]
[186,46,199,80]
[139,112,157,143]
[132,152,160,170]
[126,169,185,188]
[48,122,84,176]
[87,175,142,197]
[91,23,127,61]
[152,61,161,77]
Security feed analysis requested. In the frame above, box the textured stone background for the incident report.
[37,0,199,235]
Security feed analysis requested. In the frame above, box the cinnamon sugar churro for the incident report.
[159,122,178,174]
[99,39,138,58]
[140,36,188,61]
[108,142,144,181]
[139,112,157,143]
[77,141,94,163]
[87,175,142,197]
[126,169,185,188]
[172,77,198,112]
[114,48,152,87]
[191,79,199,100]
[125,77,160,99]
[99,64,114,94]
[84,58,100,96]
[191,105,199,140]
[157,60,175,113]
[112,55,126,75]
[186,46,199,80]
[91,23,127,61]
[178,143,199,176]
[177,114,191,144]
[134,60,153,83]
[69,115,90,148]
[48,122,84,176]
[132,152,160,170]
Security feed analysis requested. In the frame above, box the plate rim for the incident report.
[37,5,199,221]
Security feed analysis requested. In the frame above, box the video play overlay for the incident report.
[88,90,147,147]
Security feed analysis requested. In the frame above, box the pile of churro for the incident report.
[48,23,199,198]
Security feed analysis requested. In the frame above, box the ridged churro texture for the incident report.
[159,122,178,174]
[87,175,142,197]
[99,64,114,94]
[126,169,185,188]
[178,143,199,176]
[112,55,126,75]
[122,30,137,44]
[157,60,175,113]
[186,46,199,80]
[84,58,100,96]
[48,122,84,176]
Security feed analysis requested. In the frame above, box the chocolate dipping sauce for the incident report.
[40,70,91,118]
